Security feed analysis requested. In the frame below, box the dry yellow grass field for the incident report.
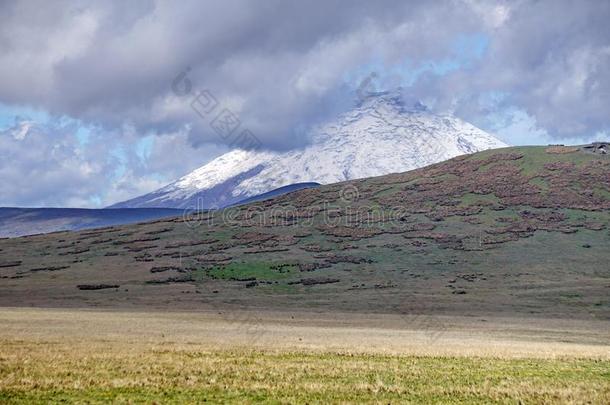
[0,308,608,403]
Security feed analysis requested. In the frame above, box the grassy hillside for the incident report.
[0,145,608,319]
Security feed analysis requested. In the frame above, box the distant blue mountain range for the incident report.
[228,182,319,206]
[0,183,321,238]
[0,207,183,238]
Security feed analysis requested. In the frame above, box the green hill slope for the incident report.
[1,144,608,319]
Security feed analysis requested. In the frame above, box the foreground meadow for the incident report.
[0,308,609,404]
[1,340,609,404]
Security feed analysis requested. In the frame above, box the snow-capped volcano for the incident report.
[111,92,508,209]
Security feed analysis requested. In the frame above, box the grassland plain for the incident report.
[0,308,609,404]
[2,343,609,404]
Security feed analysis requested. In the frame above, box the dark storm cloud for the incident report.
[1,0,609,146]
[0,0,489,150]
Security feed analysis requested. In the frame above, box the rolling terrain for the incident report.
[0,144,608,320]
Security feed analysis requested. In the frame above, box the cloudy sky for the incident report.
[1,0,608,208]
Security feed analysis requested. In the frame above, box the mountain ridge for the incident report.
[0,207,184,238]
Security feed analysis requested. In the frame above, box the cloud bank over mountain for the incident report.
[0,0,608,207]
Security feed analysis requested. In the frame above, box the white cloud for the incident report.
[0,118,224,207]
[9,120,34,140]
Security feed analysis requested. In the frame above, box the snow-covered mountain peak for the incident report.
[111,92,508,209]
[355,88,427,112]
